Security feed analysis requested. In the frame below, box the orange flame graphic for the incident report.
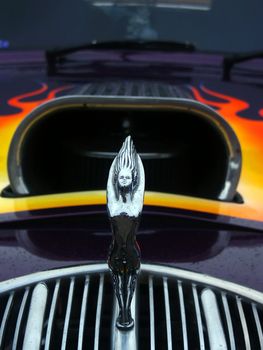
[191,85,250,120]
[0,83,72,183]
[191,85,263,139]
[191,85,263,210]
[0,83,71,121]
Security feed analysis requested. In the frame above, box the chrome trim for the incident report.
[112,287,138,350]
[85,151,173,160]
[0,264,107,293]
[201,289,227,350]
[61,277,75,350]
[0,292,14,347]
[192,284,205,350]
[133,287,138,346]
[142,264,263,304]
[0,263,262,350]
[252,303,263,349]
[22,284,47,350]
[44,280,60,350]
[94,274,104,350]
[236,297,251,350]
[149,276,155,350]
[1,264,263,304]
[13,287,30,350]
[111,299,118,348]
[221,292,236,350]
[178,280,188,350]
[78,276,90,350]
[163,277,172,350]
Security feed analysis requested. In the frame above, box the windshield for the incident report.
[0,0,262,53]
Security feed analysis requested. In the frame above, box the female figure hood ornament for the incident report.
[107,136,145,330]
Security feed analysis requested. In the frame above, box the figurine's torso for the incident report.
[108,215,141,273]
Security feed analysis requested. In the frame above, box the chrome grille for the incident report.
[0,264,263,349]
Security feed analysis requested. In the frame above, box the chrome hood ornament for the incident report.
[107,136,145,330]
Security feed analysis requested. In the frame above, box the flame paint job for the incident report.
[0,82,263,229]
[0,83,72,184]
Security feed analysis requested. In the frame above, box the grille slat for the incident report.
[44,280,60,350]
[77,276,90,350]
[0,292,14,347]
[23,283,48,350]
[222,292,236,350]
[192,284,205,350]
[12,287,30,350]
[94,274,104,350]
[178,281,188,350]
[163,277,173,350]
[149,276,155,350]
[61,277,75,350]
[236,296,251,350]
[111,285,138,350]
[252,303,263,349]
[201,289,227,350]
[0,264,263,349]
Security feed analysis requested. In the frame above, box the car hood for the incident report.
[0,50,263,290]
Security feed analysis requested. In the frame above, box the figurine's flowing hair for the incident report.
[114,136,139,201]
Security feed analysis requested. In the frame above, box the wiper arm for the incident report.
[45,40,196,76]
[223,50,263,81]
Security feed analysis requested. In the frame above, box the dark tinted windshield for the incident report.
[0,0,262,53]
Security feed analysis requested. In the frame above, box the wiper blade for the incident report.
[45,40,196,75]
[77,40,195,51]
[223,50,263,81]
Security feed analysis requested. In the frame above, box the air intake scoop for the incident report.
[7,95,241,201]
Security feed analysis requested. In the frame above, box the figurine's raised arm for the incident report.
[107,136,145,330]
[107,135,144,218]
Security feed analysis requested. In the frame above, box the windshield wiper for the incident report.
[45,40,196,75]
[223,51,263,81]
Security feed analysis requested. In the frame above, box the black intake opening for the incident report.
[16,107,229,199]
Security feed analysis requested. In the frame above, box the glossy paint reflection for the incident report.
[1,223,263,290]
